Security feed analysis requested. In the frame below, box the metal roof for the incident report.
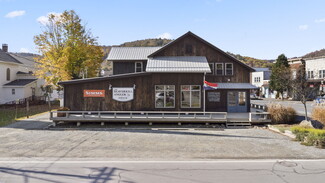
[216,83,258,89]
[146,56,211,73]
[3,79,36,86]
[107,47,161,60]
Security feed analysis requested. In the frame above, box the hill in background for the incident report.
[303,48,325,58]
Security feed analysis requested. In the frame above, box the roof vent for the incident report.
[2,44,8,52]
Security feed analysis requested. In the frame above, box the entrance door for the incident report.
[227,91,247,112]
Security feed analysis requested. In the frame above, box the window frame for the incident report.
[208,63,214,75]
[135,62,143,73]
[155,85,175,108]
[225,63,233,76]
[180,85,201,108]
[215,63,224,76]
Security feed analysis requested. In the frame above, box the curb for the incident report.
[267,125,296,139]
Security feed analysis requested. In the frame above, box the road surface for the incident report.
[1,159,325,183]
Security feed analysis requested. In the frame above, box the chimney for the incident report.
[2,44,8,52]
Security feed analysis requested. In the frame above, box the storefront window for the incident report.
[238,92,246,106]
[181,85,201,108]
[155,85,175,108]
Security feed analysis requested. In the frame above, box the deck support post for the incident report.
[77,122,81,127]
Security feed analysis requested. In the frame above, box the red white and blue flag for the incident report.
[204,81,218,90]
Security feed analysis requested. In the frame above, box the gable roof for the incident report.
[146,56,211,73]
[9,53,35,67]
[148,31,255,72]
[0,49,22,64]
[107,47,161,61]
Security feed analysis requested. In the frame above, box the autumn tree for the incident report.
[34,10,103,87]
[269,54,291,100]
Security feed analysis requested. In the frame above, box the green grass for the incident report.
[0,103,59,127]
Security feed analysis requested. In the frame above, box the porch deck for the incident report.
[50,111,271,126]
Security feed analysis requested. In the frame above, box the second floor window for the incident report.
[225,63,233,75]
[307,71,314,79]
[254,77,261,83]
[319,70,325,78]
[135,62,143,73]
[215,63,223,75]
[208,63,214,75]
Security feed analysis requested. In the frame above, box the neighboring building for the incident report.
[59,31,257,112]
[251,68,272,98]
[0,44,44,104]
[305,56,325,96]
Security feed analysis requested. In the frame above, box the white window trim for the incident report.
[225,63,233,76]
[208,63,214,75]
[180,85,201,108]
[135,62,143,73]
[155,85,175,108]
[215,63,224,76]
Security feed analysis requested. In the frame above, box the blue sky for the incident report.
[1,0,325,59]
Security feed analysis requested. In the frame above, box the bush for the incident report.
[312,107,325,125]
[267,104,297,124]
[291,126,325,148]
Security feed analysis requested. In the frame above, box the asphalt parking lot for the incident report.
[1,113,325,160]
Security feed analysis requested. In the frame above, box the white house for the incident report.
[251,68,272,98]
[305,56,325,95]
[0,44,44,104]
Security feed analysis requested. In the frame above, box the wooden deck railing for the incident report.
[50,111,228,122]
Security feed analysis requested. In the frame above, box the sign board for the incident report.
[83,90,105,97]
[113,87,134,102]
[208,92,220,102]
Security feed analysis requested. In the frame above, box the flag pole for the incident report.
[203,72,206,113]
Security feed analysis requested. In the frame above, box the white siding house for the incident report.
[305,56,325,94]
[251,68,272,98]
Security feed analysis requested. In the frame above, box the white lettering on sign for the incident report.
[112,87,134,102]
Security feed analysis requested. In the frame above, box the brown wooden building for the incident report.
[59,31,257,112]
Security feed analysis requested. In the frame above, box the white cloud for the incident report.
[157,32,172,39]
[315,18,325,23]
[19,48,29,53]
[299,25,309,30]
[37,12,62,25]
[5,10,25,18]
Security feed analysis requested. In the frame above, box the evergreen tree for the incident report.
[269,54,291,100]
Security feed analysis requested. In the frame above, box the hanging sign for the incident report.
[83,90,105,97]
[112,87,134,102]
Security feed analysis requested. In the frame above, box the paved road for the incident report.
[1,159,325,183]
[252,99,314,116]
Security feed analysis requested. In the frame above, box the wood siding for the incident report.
[151,34,251,83]
[64,73,204,111]
[113,61,147,75]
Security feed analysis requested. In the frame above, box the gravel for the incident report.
[1,113,325,160]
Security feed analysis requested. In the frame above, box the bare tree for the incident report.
[291,60,317,120]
